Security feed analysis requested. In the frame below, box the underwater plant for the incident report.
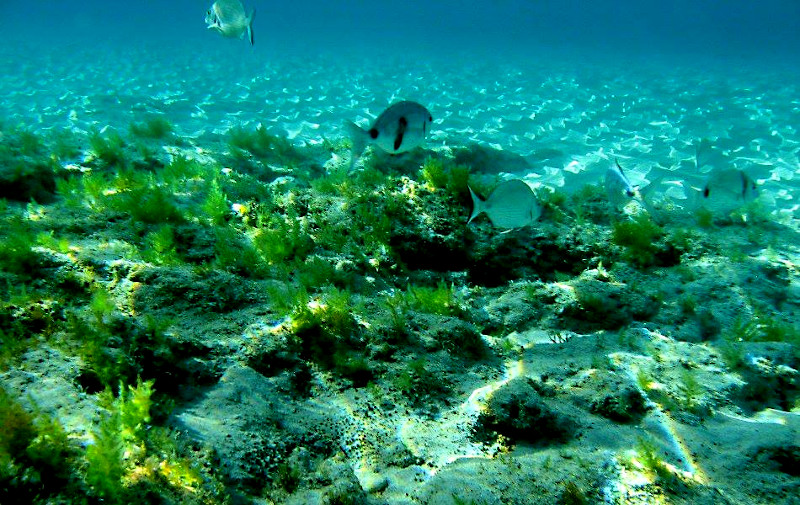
[0,387,74,502]
[421,156,448,189]
[227,124,316,177]
[211,224,271,278]
[0,216,42,276]
[201,178,229,226]
[88,129,127,168]
[404,281,463,317]
[112,180,186,225]
[611,214,664,267]
[161,155,208,186]
[251,207,314,267]
[141,225,182,265]
[49,129,82,160]
[289,286,356,340]
[129,116,174,140]
[84,378,152,500]
[0,125,60,203]
[632,436,685,491]
[678,293,697,316]
[560,481,589,505]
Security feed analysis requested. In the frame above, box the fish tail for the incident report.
[467,185,485,224]
[247,8,256,45]
[346,121,369,169]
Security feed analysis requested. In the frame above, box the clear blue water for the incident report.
[2,2,800,504]
[3,1,799,58]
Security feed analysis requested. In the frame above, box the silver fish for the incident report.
[468,179,541,230]
[347,101,432,165]
[205,0,255,45]
[688,168,759,214]
[605,158,636,207]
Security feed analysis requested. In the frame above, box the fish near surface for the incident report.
[206,0,256,45]
[347,101,432,167]
[468,179,541,230]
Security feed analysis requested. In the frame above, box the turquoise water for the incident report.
[1,2,799,504]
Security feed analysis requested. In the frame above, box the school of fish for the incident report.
[203,2,764,231]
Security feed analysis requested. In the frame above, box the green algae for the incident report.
[88,129,127,168]
[129,116,174,140]
[0,387,75,503]
[84,378,225,503]
[420,156,470,200]
[0,125,60,203]
[0,216,42,277]
[1,105,798,505]
[405,281,463,317]
[141,225,182,265]
[227,124,319,178]
[611,213,664,267]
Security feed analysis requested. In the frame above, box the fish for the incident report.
[468,179,541,230]
[604,158,636,207]
[205,0,256,45]
[691,168,759,213]
[347,101,432,167]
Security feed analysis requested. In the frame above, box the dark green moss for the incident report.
[0,388,74,503]
[611,214,663,267]
[0,126,59,202]
[0,216,44,277]
[88,129,127,168]
[129,116,174,140]
[113,183,185,225]
[405,282,462,317]
[227,124,319,178]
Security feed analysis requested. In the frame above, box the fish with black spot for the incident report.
[346,101,433,168]
[691,168,759,214]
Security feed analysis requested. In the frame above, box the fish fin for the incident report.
[345,121,369,170]
[467,185,485,224]
[614,158,635,196]
[247,9,255,45]
[635,172,668,213]
[394,116,408,151]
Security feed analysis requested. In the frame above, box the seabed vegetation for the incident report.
[1,113,799,505]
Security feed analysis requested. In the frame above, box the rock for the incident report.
[360,472,389,494]
[475,377,576,445]
[589,385,649,423]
